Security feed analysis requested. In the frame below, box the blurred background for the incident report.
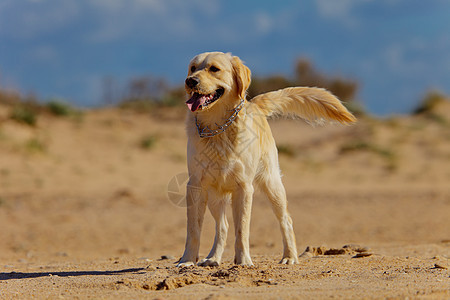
[0,0,449,262]
[0,0,449,115]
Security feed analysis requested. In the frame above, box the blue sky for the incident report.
[0,0,449,115]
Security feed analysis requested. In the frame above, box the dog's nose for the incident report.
[185,77,199,89]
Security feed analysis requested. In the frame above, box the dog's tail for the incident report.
[250,87,357,125]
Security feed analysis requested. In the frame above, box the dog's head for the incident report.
[185,52,251,112]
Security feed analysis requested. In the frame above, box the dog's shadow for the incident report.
[0,268,145,280]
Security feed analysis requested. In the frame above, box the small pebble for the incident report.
[433,263,447,269]
[353,253,372,258]
[160,255,175,260]
[138,257,152,262]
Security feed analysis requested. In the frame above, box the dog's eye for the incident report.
[190,66,196,72]
[210,66,220,72]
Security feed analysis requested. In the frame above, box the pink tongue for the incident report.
[186,94,207,112]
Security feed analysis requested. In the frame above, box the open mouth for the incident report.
[186,88,225,112]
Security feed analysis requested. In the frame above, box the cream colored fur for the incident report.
[177,52,356,267]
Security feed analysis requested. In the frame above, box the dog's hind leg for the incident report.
[261,174,298,264]
[198,193,229,267]
[177,183,207,267]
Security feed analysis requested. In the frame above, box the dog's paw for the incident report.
[279,257,298,265]
[176,261,195,267]
[198,258,220,267]
[234,256,254,266]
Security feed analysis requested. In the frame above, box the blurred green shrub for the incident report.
[25,138,46,153]
[340,141,392,158]
[10,105,38,126]
[46,99,74,116]
[414,90,447,115]
[139,135,157,150]
[413,90,449,126]
[339,140,397,171]
[277,144,296,157]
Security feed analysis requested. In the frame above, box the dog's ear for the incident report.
[231,56,251,100]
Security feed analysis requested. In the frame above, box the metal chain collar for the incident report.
[195,98,245,138]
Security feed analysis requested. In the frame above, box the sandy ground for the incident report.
[0,102,449,299]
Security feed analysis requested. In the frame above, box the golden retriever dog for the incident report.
[177,52,356,267]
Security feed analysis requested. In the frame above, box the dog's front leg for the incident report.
[232,184,254,266]
[177,183,207,267]
[199,194,229,267]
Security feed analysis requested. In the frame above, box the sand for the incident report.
[0,102,449,299]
